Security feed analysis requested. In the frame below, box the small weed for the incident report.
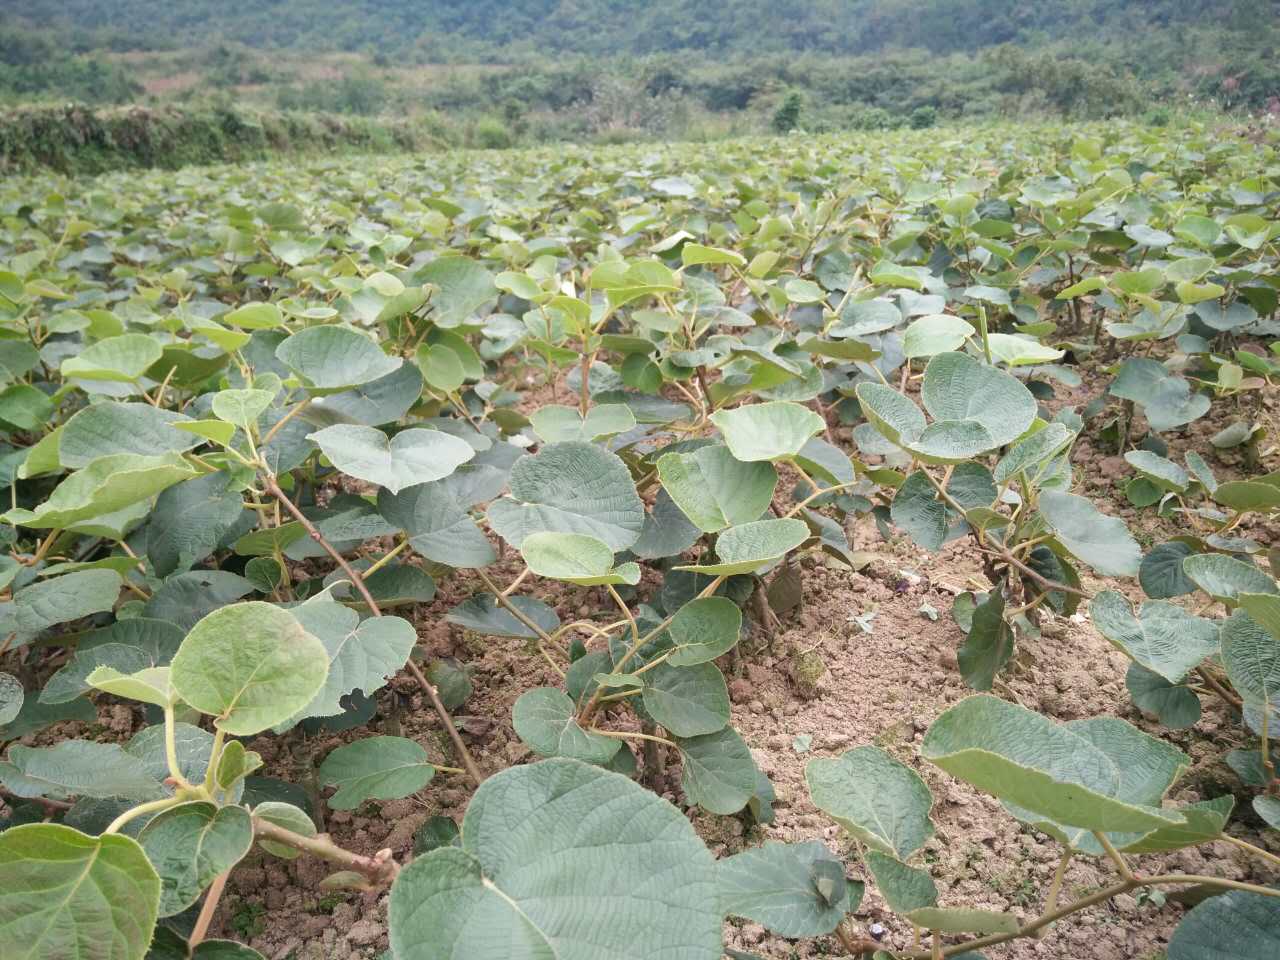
[231,901,267,940]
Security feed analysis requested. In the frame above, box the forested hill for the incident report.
[7,0,1270,60]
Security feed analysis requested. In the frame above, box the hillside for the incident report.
[6,0,1270,61]
[2,0,1277,154]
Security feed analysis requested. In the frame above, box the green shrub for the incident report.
[473,115,513,149]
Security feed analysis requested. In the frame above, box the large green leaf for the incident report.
[641,661,730,737]
[138,802,253,916]
[1213,480,1280,512]
[288,594,416,722]
[86,665,174,707]
[1110,359,1210,432]
[805,746,934,859]
[920,351,1037,447]
[388,759,721,960]
[1183,555,1278,603]
[3,454,198,530]
[1039,490,1141,577]
[512,687,621,764]
[854,382,926,446]
[486,442,645,550]
[1241,593,1280,642]
[211,389,275,430]
[657,444,777,533]
[957,589,1014,691]
[11,569,122,637]
[529,404,636,443]
[308,424,474,494]
[1090,591,1220,682]
[417,257,496,328]
[275,325,402,390]
[921,695,1184,832]
[1168,889,1280,960]
[59,403,201,468]
[676,518,809,575]
[146,472,245,578]
[445,594,560,639]
[1003,716,1190,855]
[170,602,329,735]
[1126,663,1202,730]
[378,482,495,569]
[0,823,160,960]
[1220,610,1280,711]
[1139,541,1198,599]
[0,741,163,801]
[902,314,975,358]
[1122,795,1234,853]
[520,532,640,586]
[890,470,949,552]
[864,850,937,913]
[709,401,825,462]
[666,596,742,666]
[317,736,436,809]
[677,726,758,815]
[61,334,162,385]
[993,422,1073,484]
[717,840,861,936]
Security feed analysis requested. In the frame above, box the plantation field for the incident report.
[1,120,1279,960]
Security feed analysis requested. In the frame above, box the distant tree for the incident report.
[909,105,937,128]
[772,91,802,133]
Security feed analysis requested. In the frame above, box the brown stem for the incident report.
[1197,666,1244,709]
[260,398,312,449]
[919,468,1087,599]
[262,473,483,788]
[262,475,382,612]
[252,819,399,887]
[404,657,485,787]
[188,871,229,948]
[475,569,557,644]
[895,874,1280,959]
[0,788,73,811]
[834,921,879,956]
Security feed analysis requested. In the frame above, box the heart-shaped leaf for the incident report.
[1169,890,1280,960]
[529,403,637,443]
[1090,591,1220,683]
[1183,554,1277,603]
[318,736,436,809]
[487,441,645,550]
[657,444,777,533]
[676,518,809,575]
[287,594,417,722]
[805,746,934,859]
[388,759,720,960]
[920,352,1037,448]
[275,325,402,390]
[0,824,160,960]
[511,687,621,764]
[666,596,743,666]
[921,695,1184,832]
[308,425,475,494]
[709,401,826,462]
[520,532,641,586]
[641,661,730,737]
[1039,490,1141,577]
[138,801,253,916]
[718,840,862,936]
[170,602,329,735]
